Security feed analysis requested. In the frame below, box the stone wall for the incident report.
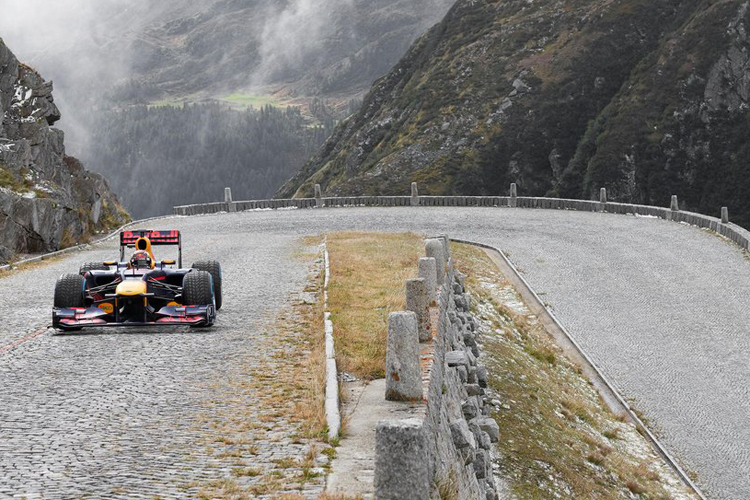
[173,185,750,252]
[375,236,498,500]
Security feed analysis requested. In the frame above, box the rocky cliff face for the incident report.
[0,38,128,264]
[279,0,750,226]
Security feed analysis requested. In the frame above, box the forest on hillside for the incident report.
[85,103,331,217]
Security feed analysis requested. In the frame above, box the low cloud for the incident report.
[253,0,356,85]
[0,0,153,155]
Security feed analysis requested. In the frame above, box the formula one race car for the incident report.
[52,230,222,331]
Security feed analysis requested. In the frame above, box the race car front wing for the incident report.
[52,305,216,330]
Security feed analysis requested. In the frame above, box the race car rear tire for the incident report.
[54,273,85,308]
[191,260,222,310]
[79,262,108,275]
[183,270,214,307]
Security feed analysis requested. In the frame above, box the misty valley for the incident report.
[0,0,456,221]
[87,103,332,218]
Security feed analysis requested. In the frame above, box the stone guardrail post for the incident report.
[406,278,431,342]
[510,183,518,208]
[374,418,429,500]
[722,207,729,224]
[224,187,237,212]
[418,257,437,305]
[438,234,451,259]
[425,239,445,286]
[315,184,323,208]
[671,195,680,212]
[600,187,607,204]
[385,311,422,401]
[438,234,454,282]
[411,182,420,207]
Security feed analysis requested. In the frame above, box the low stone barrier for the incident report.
[174,186,750,252]
[376,235,498,500]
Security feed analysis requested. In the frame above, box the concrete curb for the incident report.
[451,237,709,500]
[323,240,341,440]
[0,214,179,275]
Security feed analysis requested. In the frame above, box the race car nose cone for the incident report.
[116,280,147,296]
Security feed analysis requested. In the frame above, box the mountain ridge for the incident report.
[279,0,750,226]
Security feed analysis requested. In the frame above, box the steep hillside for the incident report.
[280,0,750,226]
[558,1,750,220]
[0,38,127,263]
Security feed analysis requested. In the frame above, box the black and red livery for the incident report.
[52,230,222,331]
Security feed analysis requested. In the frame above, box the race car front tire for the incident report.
[79,262,109,275]
[191,260,222,310]
[54,273,85,308]
[183,270,214,307]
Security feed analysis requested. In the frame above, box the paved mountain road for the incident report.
[1,207,748,499]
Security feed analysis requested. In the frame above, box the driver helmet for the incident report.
[129,250,153,270]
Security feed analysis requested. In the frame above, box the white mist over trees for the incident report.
[0,0,456,217]
[254,0,356,84]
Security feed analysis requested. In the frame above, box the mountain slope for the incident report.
[279,0,750,226]
[0,38,128,263]
[88,104,330,217]
[558,1,750,218]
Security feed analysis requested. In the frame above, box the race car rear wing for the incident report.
[119,230,182,267]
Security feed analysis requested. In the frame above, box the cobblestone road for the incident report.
[1,207,747,499]
[0,216,326,499]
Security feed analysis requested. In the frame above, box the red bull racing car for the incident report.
[52,230,222,331]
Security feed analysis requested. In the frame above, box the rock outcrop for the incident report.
[279,0,750,227]
[0,38,128,264]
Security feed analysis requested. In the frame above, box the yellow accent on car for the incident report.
[98,303,114,314]
[167,301,180,307]
[116,280,147,296]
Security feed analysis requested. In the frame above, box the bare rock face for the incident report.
[0,38,128,263]
[704,5,750,114]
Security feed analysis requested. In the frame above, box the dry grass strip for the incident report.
[183,238,332,499]
[325,232,423,380]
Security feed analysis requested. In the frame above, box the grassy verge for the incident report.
[325,232,423,380]
[452,243,697,500]
[218,93,284,110]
